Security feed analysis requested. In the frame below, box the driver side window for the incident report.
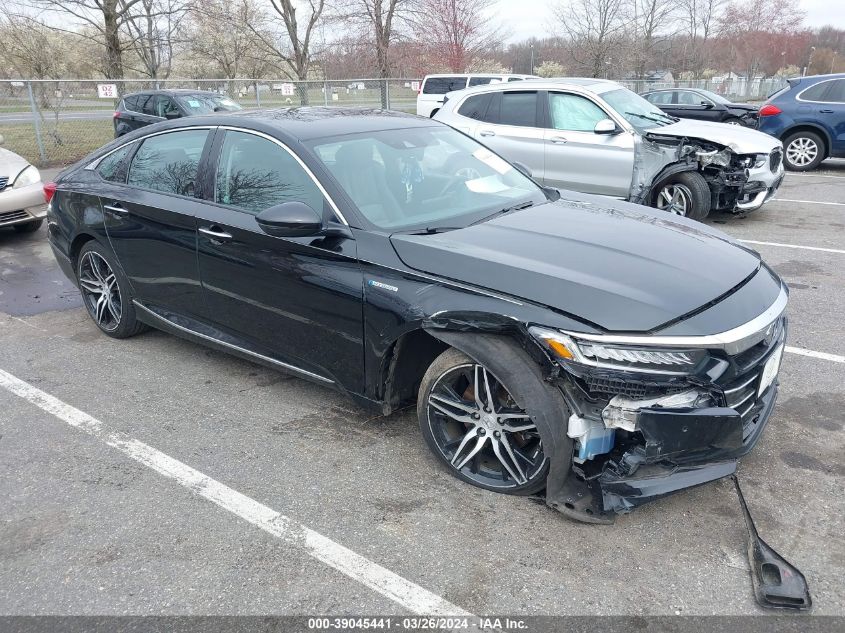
[548,92,608,132]
[215,131,324,215]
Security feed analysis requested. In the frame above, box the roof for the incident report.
[446,77,623,98]
[124,88,224,97]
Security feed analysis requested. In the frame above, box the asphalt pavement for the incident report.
[1,163,843,618]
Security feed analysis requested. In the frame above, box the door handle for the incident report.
[199,226,233,241]
[479,129,496,137]
[103,203,127,214]
[819,109,834,114]
[549,136,568,144]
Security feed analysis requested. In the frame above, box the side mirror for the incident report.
[164,110,181,119]
[512,162,532,179]
[256,202,322,237]
[701,101,714,109]
[594,119,618,135]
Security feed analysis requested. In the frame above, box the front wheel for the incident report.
[417,348,549,495]
[652,171,711,221]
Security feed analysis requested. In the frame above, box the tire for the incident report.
[417,346,551,495]
[13,218,44,233]
[429,108,440,118]
[652,171,711,221]
[723,117,743,126]
[75,241,147,339]
[783,131,825,171]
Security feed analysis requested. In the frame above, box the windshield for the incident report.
[177,94,242,114]
[308,127,546,231]
[602,88,676,132]
[696,89,730,104]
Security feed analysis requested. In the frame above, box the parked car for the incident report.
[757,73,845,171]
[113,89,242,137]
[641,88,759,127]
[0,134,47,233]
[435,78,783,220]
[46,108,788,523]
[416,73,538,118]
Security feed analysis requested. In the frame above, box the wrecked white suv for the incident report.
[434,78,784,220]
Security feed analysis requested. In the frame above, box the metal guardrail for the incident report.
[0,78,422,166]
[0,77,787,167]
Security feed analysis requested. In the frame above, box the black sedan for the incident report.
[45,108,788,523]
[113,89,242,137]
[641,88,759,127]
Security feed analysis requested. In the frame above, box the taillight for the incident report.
[759,104,782,117]
[43,181,57,203]
[113,111,121,118]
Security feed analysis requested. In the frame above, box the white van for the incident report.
[416,73,538,118]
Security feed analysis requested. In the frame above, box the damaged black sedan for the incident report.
[46,108,788,523]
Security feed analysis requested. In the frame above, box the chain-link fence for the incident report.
[0,78,421,167]
[0,76,788,167]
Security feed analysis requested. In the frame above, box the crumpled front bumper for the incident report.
[735,158,785,212]
[548,383,777,523]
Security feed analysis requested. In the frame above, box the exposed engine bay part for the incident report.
[733,476,812,611]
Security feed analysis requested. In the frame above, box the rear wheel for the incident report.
[653,171,711,221]
[76,241,147,339]
[783,131,824,171]
[417,347,549,495]
[13,218,43,233]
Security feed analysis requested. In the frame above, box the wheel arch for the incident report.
[69,232,100,268]
[781,124,831,158]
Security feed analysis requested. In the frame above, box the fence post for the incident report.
[26,81,47,165]
[255,81,260,107]
[385,79,391,109]
[324,81,329,106]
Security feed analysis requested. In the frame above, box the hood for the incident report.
[390,196,762,332]
[647,118,779,154]
[0,147,31,180]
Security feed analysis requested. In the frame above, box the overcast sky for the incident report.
[497,0,845,42]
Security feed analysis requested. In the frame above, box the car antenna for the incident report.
[732,475,812,610]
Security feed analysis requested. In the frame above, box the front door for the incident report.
[195,129,364,389]
[102,127,212,319]
[543,91,634,196]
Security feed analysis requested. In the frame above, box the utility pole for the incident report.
[530,43,535,75]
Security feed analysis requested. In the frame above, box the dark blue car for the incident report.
[758,73,845,171]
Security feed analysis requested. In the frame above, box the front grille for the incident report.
[0,210,30,225]
[770,149,782,172]
[0,176,8,191]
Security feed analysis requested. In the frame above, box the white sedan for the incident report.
[0,135,47,233]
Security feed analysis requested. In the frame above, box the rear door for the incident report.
[813,79,845,156]
[102,127,213,320]
[194,128,363,388]
[542,90,634,196]
[121,94,154,131]
[469,89,546,180]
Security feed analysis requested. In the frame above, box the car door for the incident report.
[154,95,182,120]
[644,90,679,118]
[195,128,364,389]
[470,89,545,181]
[674,90,721,122]
[542,90,634,196]
[102,127,213,320]
[814,79,845,156]
[121,94,153,131]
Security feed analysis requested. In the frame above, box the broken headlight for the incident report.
[738,154,767,169]
[601,389,715,431]
[529,326,706,375]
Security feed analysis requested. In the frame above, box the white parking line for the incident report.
[785,346,845,363]
[785,173,845,179]
[0,368,472,618]
[772,198,845,206]
[739,240,845,255]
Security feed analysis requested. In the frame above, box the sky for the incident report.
[496,0,845,43]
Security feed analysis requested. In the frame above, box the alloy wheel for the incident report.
[656,183,693,216]
[426,363,545,489]
[786,137,819,167]
[78,251,122,332]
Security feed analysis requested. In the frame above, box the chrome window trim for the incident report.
[85,125,215,171]
[133,301,334,385]
[561,285,788,356]
[218,125,348,225]
[796,78,845,104]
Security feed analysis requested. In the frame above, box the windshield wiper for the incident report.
[405,226,463,235]
[470,200,537,227]
[625,111,676,125]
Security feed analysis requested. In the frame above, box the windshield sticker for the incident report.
[368,280,398,292]
[465,175,509,194]
[472,148,511,175]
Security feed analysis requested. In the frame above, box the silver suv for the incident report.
[434,78,784,220]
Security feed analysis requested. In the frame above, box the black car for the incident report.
[46,108,788,523]
[113,89,241,137]
[642,88,759,127]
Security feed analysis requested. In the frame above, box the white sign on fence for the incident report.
[97,83,117,98]
[410,81,420,91]
[11,81,24,88]
[280,83,295,96]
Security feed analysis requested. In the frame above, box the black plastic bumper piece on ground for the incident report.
[733,476,812,610]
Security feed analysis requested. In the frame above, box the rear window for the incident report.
[423,77,467,94]
[822,79,845,103]
[799,81,831,101]
[645,91,673,104]
[468,76,499,87]
[458,93,493,121]
[123,95,142,111]
[499,91,538,127]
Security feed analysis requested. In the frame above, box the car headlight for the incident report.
[739,154,766,169]
[12,165,40,189]
[529,326,706,374]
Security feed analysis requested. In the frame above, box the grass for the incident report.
[0,118,114,167]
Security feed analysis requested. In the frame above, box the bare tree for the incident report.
[628,0,679,78]
[348,0,410,79]
[679,0,724,78]
[248,0,326,81]
[415,0,502,72]
[553,0,627,78]
[123,0,189,80]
